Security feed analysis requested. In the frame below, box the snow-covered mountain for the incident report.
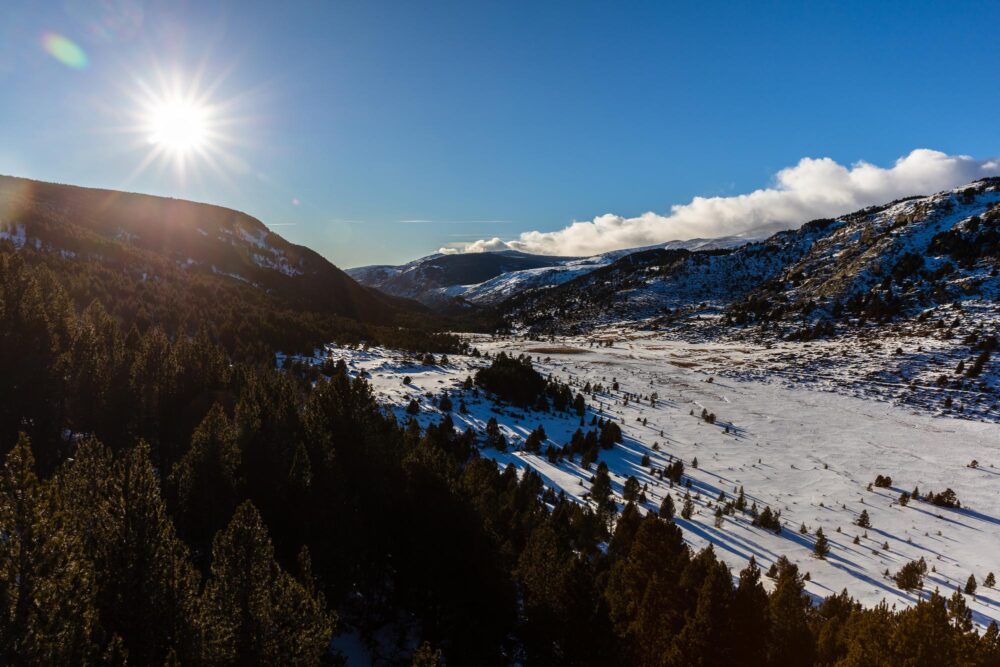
[496,179,1000,422]
[502,179,1000,336]
[348,236,751,307]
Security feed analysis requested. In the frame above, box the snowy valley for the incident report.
[287,333,1000,628]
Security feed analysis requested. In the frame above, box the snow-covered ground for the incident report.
[286,333,1000,627]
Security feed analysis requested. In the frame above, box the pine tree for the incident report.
[964,574,977,596]
[61,440,204,664]
[813,528,830,559]
[986,572,996,588]
[202,501,334,664]
[622,475,641,503]
[681,495,694,520]
[0,435,98,664]
[889,591,957,664]
[659,494,675,520]
[893,558,927,591]
[731,558,769,666]
[856,509,871,528]
[667,560,734,665]
[590,463,614,521]
[172,403,242,548]
[767,557,814,667]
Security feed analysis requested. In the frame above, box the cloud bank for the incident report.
[440,149,1000,257]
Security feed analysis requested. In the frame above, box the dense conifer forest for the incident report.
[2,249,1000,665]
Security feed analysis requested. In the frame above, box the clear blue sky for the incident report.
[2,1,998,267]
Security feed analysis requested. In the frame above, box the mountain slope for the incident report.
[347,250,576,305]
[499,179,1000,336]
[349,236,751,308]
[0,175,451,357]
[494,179,1000,421]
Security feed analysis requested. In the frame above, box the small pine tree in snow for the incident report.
[856,510,871,528]
[813,528,829,559]
[735,486,746,512]
[894,558,927,591]
[659,495,675,520]
[985,572,996,588]
[681,495,694,520]
[965,574,977,596]
[622,476,641,503]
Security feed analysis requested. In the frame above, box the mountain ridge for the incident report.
[0,175,454,357]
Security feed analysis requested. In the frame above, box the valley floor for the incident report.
[291,333,1000,627]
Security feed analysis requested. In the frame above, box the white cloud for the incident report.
[445,149,1000,257]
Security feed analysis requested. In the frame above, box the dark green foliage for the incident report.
[201,502,333,664]
[894,558,927,591]
[622,475,641,503]
[0,435,98,664]
[813,528,830,559]
[681,495,694,520]
[659,494,675,520]
[171,404,242,550]
[767,557,814,667]
[474,353,546,406]
[474,352,583,414]
[753,506,782,533]
[927,487,961,508]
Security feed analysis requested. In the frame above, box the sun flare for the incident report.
[122,69,240,185]
[148,100,209,154]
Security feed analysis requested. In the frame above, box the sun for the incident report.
[148,100,209,154]
[119,68,241,185]
[118,64,259,187]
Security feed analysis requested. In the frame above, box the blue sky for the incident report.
[1,1,999,267]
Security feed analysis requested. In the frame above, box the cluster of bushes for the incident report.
[474,352,585,415]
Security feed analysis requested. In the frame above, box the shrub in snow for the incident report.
[927,488,961,508]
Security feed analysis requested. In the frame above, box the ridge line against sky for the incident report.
[436,149,1000,258]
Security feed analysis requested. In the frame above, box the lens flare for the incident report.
[41,33,89,69]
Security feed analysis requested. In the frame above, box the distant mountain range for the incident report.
[347,236,752,308]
